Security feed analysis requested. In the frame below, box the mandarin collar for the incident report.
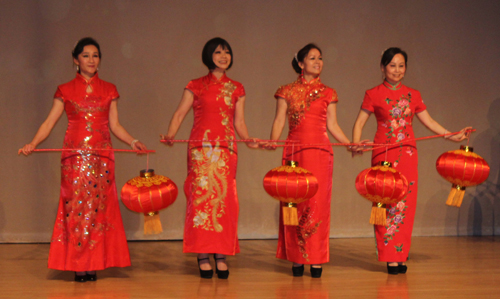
[299,75,321,85]
[76,72,99,85]
[208,71,227,82]
[383,80,402,90]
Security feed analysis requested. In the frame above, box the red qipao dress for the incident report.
[275,76,337,264]
[48,73,131,271]
[361,80,426,262]
[182,72,245,255]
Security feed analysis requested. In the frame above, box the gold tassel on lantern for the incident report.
[282,203,299,226]
[446,184,465,207]
[369,202,387,226]
[144,211,163,235]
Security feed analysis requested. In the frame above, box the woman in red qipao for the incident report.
[162,37,258,279]
[19,37,147,282]
[265,44,351,278]
[352,47,470,274]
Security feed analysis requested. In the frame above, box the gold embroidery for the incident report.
[217,81,237,153]
[190,130,229,232]
[280,78,327,130]
[296,207,321,261]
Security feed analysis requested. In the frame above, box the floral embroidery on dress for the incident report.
[217,81,237,153]
[190,130,229,233]
[296,207,321,262]
[384,92,413,165]
[383,181,414,245]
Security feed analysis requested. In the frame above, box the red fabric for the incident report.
[274,76,336,264]
[361,81,426,262]
[182,72,245,255]
[48,73,130,271]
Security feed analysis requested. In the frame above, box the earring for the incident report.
[76,65,80,72]
[301,69,304,77]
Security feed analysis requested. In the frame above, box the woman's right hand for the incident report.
[18,143,36,156]
[447,126,473,142]
[160,134,175,146]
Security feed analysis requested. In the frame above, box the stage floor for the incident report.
[0,236,498,298]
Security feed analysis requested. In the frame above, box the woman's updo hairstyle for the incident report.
[380,47,407,67]
[202,37,233,70]
[72,37,101,59]
[292,43,322,74]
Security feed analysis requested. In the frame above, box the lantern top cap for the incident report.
[286,160,299,167]
[460,145,473,152]
[140,169,155,177]
[379,161,392,167]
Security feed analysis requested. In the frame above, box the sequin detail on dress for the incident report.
[276,77,331,130]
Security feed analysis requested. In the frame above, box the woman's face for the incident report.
[212,45,231,71]
[299,48,323,77]
[74,45,100,79]
[382,53,406,84]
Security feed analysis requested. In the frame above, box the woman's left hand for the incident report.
[132,141,148,153]
[448,126,472,142]
[245,138,260,149]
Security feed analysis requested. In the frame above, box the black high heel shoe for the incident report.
[387,263,399,275]
[310,265,322,278]
[197,257,213,279]
[292,265,304,277]
[86,272,97,281]
[398,264,407,274]
[74,272,87,282]
[214,254,229,279]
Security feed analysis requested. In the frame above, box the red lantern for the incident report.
[355,161,409,225]
[436,145,490,207]
[263,161,319,226]
[121,169,178,234]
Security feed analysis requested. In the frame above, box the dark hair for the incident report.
[202,37,233,70]
[72,37,101,59]
[292,43,322,74]
[381,47,407,67]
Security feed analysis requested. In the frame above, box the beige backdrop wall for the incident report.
[1,0,499,242]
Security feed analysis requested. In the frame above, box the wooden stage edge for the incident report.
[0,236,498,298]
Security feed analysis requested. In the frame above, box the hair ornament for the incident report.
[294,53,298,62]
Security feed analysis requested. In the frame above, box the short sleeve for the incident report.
[108,84,119,101]
[274,85,287,100]
[233,84,246,99]
[413,90,427,113]
[185,80,199,97]
[330,88,338,104]
[54,86,63,100]
[360,91,374,113]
